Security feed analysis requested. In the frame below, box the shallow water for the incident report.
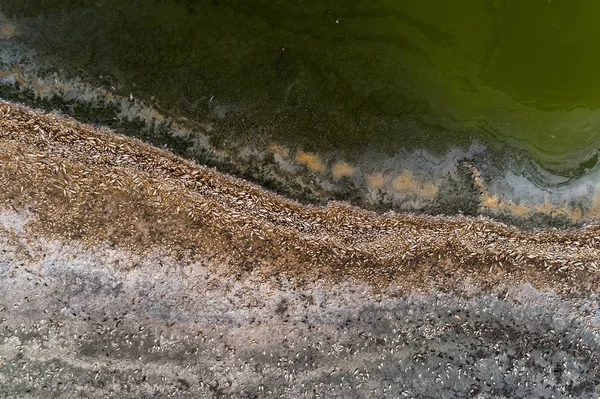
[2,0,600,220]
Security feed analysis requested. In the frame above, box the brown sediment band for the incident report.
[1,100,600,294]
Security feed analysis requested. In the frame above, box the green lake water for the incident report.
[2,0,600,218]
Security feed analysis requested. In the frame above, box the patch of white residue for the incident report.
[0,209,32,234]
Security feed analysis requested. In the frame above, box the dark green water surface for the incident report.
[2,0,600,217]
[4,1,600,162]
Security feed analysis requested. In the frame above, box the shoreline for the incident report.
[1,100,599,295]
[3,5,600,394]
[2,99,600,397]
[0,47,597,225]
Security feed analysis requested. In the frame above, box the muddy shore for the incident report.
[1,101,600,397]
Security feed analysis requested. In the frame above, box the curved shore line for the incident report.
[1,100,600,294]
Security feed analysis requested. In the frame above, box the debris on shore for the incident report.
[1,100,599,295]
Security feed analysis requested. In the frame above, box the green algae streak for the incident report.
[2,0,600,175]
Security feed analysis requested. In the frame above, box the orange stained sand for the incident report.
[466,161,593,221]
[505,200,585,221]
[589,189,600,218]
[533,202,583,221]
[484,195,587,221]
[268,144,290,159]
[295,151,326,173]
[331,161,355,181]
[567,207,584,222]
[508,203,530,217]
[366,173,387,190]
[392,170,438,199]
[482,194,504,210]
[0,23,16,40]
[536,202,554,215]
